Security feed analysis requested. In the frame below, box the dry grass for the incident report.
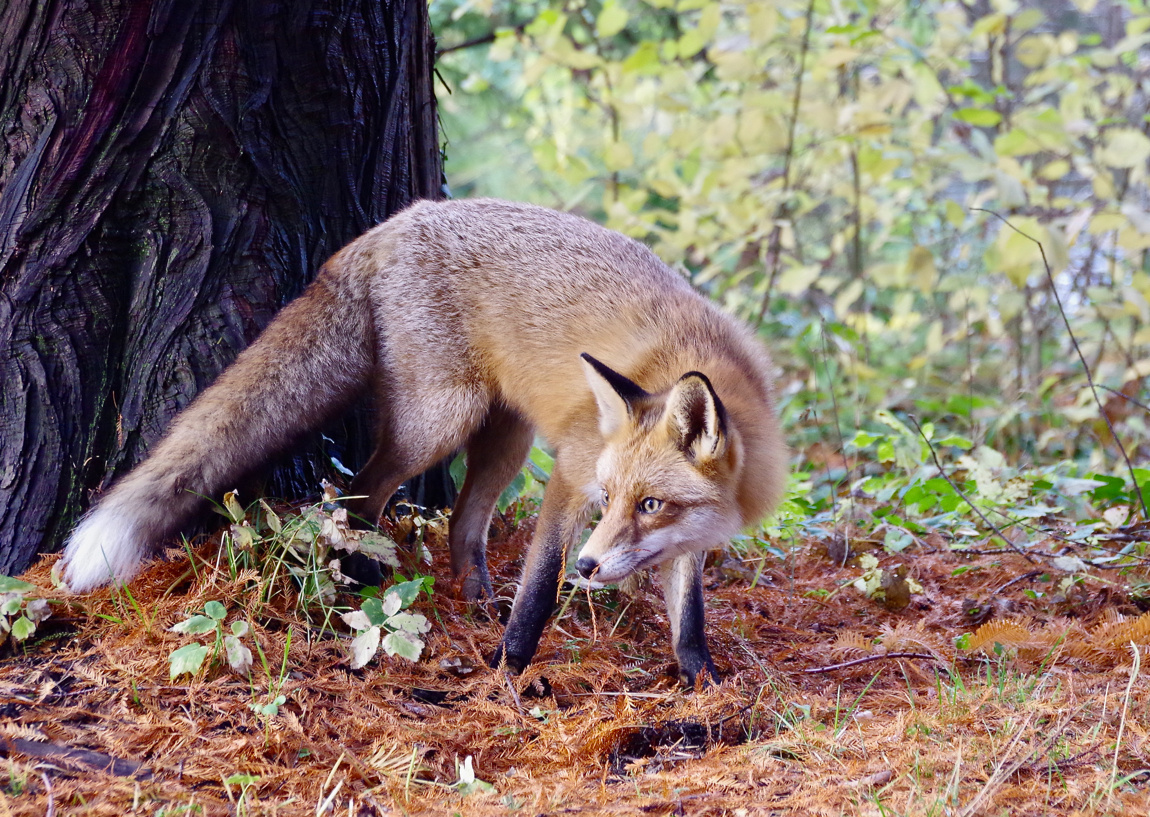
[1,517,1148,816]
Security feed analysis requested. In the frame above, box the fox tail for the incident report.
[60,264,373,592]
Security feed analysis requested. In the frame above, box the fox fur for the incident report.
[60,198,788,685]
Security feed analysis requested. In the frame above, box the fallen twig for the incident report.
[993,570,1045,595]
[803,652,940,674]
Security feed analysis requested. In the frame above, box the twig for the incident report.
[436,21,530,57]
[41,770,54,817]
[973,208,1149,521]
[993,570,1044,595]
[820,326,851,566]
[1099,384,1150,415]
[803,652,940,674]
[907,413,1036,564]
[756,0,816,326]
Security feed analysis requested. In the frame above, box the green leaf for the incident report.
[596,0,629,38]
[0,576,35,593]
[204,601,227,621]
[381,630,424,662]
[169,643,210,679]
[170,615,218,635]
[387,579,424,608]
[10,616,35,642]
[360,597,388,627]
[954,108,1002,127]
[497,471,527,513]
[385,612,432,635]
[224,773,260,788]
[883,528,914,553]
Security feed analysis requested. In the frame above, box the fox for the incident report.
[59,198,788,686]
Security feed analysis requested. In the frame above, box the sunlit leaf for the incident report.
[169,644,210,679]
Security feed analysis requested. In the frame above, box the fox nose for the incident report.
[575,556,599,579]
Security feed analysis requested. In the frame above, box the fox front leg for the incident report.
[660,551,719,687]
[490,465,586,673]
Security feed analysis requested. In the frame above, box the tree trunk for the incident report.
[0,0,444,575]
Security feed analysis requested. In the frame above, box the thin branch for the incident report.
[756,0,816,326]
[803,652,941,674]
[1098,384,1150,415]
[818,326,852,565]
[973,208,1149,521]
[993,570,1044,595]
[436,22,530,57]
[907,413,1036,564]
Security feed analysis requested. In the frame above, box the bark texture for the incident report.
[0,0,443,574]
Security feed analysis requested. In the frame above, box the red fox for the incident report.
[60,198,787,685]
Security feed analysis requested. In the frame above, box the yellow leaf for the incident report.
[1037,159,1069,181]
[1014,35,1051,67]
[1097,128,1150,169]
[488,30,517,62]
[972,12,1007,37]
[677,2,720,58]
[748,2,777,44]
[1013,8,1045,32]
[945,199,965,227]
[906,245,938,292]
[712,49,757,82]
[834,279,865,316]
[596,1,629,38]
[1042,224,1070,274]
[604,141,634,171]
[820,48,861,68]
[677,29,708,58]
[1093,169,1115,200]
[622,41,661,74]
[547,37,602,70]
[776,265,820,296]
[1089,212,1125,233]
[925,321,944,355]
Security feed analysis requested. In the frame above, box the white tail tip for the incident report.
[60,508,145,593]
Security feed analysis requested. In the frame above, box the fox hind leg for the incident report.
[449,404,534,603]
[659,552,719,687]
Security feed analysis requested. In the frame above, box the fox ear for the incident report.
[664,372,727,463]
[581,353,649,436]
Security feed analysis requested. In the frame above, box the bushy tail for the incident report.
[61,262,375,592]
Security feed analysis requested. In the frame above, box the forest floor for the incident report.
[1,510,1149,816]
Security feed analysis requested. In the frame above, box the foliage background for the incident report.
[432,0,1150,551]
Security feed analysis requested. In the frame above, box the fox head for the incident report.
[575,353,744,583]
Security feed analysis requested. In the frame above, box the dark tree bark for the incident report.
[0,0,445,575]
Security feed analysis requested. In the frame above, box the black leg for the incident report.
[491,465,584,672]
[659,552,719,687]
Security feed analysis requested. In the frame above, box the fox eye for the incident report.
[638,497,663,514]
[602,489,610,507]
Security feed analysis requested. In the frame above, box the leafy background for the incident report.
[433,0,1150,560]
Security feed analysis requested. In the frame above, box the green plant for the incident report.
[168,600,253,679]
[0,576,51,645]
[342,578,433,668]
